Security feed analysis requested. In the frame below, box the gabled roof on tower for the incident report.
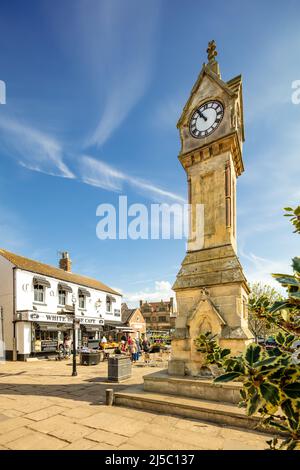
[177,64,235,128]
[177,41,245,143]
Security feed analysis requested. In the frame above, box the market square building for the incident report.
[0,249,122,361]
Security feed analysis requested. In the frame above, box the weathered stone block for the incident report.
[168,360,185,376]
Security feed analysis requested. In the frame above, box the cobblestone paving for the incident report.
[0,359,270,450]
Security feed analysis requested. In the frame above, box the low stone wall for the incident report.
[143,370,242,404]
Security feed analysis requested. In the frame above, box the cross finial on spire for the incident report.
[207,40,218,63]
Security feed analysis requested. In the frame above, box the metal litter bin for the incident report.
[80,351,101,366]
[108,355,132,382]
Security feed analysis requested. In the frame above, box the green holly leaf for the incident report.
[275,331,285,345]
[220,348,230,358]
[282,382,300,399]
[253,356,279,368]
[268,300,292,314]
[295,206,300,216]
[281,399,299,425]
[292,257,300,275]
[246,392,261,416]
[290,291,300,300]
[214,371,242,383]
[259,383,280,406]
[245,344,261,366]
[272,274,300,287]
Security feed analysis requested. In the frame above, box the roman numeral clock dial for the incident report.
[189,101,224,138]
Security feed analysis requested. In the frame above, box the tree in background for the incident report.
[248,283,283,342]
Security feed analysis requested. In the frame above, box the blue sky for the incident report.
[0,0,299,305]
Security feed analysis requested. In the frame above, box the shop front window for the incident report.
[34,284,45,303]
[79,294,86,309]
[58,289,66,306]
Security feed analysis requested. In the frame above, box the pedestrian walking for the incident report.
[64,335,71,357]
[135,337,141,361]
[129,341,137,362]
[142,335,151,363]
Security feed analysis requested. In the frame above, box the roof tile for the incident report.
[0,248,120,296]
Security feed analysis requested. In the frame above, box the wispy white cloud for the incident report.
[80,155,185,203]
[0,116,75,179]
[130,178,185,203]
[0,113,184,204]
[124,280,175,307]
[76,0,161,148]
[80,156,124,191]
[240,249,291,292]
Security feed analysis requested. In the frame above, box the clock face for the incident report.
[189,101,224,138]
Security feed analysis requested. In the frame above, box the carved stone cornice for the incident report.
[178,131,244,177]
[173,244,249,292]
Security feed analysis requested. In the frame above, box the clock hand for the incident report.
[197,109,207,121]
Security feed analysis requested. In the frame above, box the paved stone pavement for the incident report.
[0,359,270,450]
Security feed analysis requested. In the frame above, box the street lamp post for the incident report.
[95,299,103,341]
[71,296,79,377]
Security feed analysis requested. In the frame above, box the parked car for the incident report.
[256,336,265,345]
[265,337,277,350]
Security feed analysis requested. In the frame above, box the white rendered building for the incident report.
[0,249,122,360]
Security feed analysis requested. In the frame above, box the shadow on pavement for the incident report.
[0,379,138,405]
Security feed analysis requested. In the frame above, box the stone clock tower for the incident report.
[169,41,253,377]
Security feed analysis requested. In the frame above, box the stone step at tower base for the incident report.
[113,370,277,436]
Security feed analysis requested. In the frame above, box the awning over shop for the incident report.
[106,294,116,302]
[58,283,73,293]
[104,321,134,333]
[33,276,51,288]
[78,288,91,297]
[105,320,123,327]
[83,326,103,332]
[114,327,135,332]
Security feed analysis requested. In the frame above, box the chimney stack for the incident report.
[59,252,72,272]
[139,300,143,308]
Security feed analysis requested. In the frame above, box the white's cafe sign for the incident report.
[20,311,104,326]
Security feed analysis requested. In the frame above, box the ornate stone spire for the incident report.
[206,40,220,77]
[207,40,217,63]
